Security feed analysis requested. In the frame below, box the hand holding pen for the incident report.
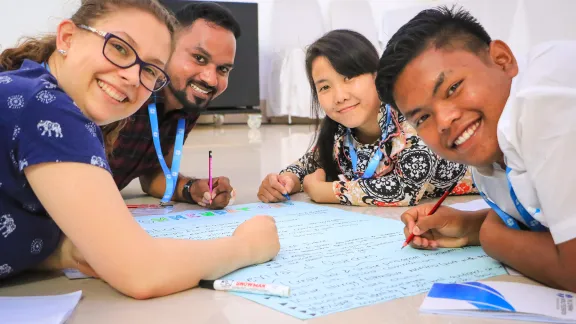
[257,173,297,203]
[401,182,461,249]
[188,177,235,209]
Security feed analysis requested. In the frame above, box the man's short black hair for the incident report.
[376,5,491,108]
[176,2,241,39]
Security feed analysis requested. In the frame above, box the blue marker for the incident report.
[282,193,291,201]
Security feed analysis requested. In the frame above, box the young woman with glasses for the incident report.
[0,0,279,299]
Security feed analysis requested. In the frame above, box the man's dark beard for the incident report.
[168,84,203,115]
[168,81,214,115]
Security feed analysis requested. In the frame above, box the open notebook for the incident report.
[421,281,576,323]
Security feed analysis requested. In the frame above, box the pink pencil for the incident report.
[209,151,213,205]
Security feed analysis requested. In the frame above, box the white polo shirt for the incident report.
[472,40,576,244]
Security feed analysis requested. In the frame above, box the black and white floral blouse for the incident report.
[281,104,477,206]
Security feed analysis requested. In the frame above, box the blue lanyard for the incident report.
[475,167,548,232]
[148,101,186,205]
[504,167,547,231]
[345,104,391,180]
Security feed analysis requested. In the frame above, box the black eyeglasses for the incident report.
[77,24,170,92]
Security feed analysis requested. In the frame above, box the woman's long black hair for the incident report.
[305,29,380,181]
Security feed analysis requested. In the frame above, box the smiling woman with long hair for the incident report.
[0,0,279,299]
[257,29,477,206]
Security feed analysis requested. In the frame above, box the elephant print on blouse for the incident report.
[0,214,16,238]
[37,120,63,138]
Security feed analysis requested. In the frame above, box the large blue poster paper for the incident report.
[136,202,505,319]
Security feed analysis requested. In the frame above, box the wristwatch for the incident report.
[182,178,199,204]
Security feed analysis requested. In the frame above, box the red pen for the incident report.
[208,150,213,205]
[401,182,458,249]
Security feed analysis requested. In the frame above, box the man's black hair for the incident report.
[376,5,491,108]
[176,2,241,39]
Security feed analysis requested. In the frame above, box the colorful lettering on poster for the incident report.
[138,202,296,224]
[150,217,169,223]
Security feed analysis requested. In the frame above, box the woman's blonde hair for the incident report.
[0,0,178,158]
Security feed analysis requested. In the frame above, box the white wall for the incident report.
[208,0,568,102]
[2,0,574,103]
[0,0,437,101]
[218,0,438,101]
[0,0,81,50]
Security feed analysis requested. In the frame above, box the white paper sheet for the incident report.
[0,291,82,324]
[62,268,91,280]
[449,199,490,211]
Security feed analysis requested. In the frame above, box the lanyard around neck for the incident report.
[345,104,391,180]
[475,168,548,232]
[148,101,186,205]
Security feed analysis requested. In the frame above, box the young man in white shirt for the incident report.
[376,6,576,291]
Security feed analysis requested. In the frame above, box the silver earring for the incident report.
[57,49,67,56]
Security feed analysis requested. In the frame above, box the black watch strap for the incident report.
[182,178,199,204]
